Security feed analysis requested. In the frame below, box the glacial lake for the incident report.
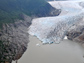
[13,35,84,63]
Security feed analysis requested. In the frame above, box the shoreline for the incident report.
[13,35,84,63]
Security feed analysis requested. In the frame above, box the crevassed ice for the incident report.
[28,9,84,44]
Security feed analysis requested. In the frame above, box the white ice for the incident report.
[28,1,84,44]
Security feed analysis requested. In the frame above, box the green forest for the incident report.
[0,0,51,28]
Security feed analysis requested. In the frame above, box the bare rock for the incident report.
[67,19,84,43]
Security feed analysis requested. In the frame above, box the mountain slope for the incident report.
[0,0,61,62]
[0,0,61,28]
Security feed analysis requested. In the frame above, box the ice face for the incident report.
[28,9,84,44]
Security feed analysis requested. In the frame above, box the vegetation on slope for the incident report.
[0,0,53,28]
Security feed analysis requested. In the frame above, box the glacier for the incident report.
[28,9,84,44]
[48,1,83,15]
[28,1,84,44]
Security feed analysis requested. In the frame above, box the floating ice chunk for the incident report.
[64,36,67,39]
[49,42,54,44]
[36,43,40,47]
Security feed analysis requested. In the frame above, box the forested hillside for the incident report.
[0,0,60,28]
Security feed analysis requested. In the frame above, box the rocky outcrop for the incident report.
[0,14,32,62]
[67,19,84,43]
[79,2,84,8]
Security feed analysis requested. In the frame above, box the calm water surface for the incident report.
[13,35,84,63]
